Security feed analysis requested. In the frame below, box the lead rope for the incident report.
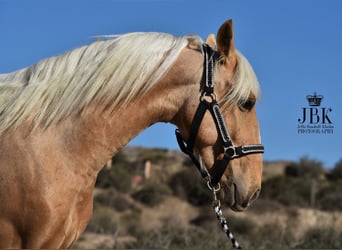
[208,181,242,249]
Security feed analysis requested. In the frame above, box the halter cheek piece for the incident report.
[175,44,264,187]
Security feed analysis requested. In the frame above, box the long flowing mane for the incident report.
[0,32,259,134]
[0,33,201,133]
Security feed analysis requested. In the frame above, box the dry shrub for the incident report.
[295,227,342,249]
[94,189,139,212]
[86,205,118,234]
[120,211,142,235]
[317,180,342,211]
[128,220,229,249]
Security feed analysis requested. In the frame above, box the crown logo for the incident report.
[306,92,323,106]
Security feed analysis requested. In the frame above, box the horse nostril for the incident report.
[248,188,260,207]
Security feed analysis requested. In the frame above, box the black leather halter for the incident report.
[175,44,264,187]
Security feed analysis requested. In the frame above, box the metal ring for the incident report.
[200,92,217,103]
[207,180,221,192]
[225,146,237,158]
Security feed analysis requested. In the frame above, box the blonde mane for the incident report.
[220,50,260,108]
[0,32,202,133]
[0,31,259,134]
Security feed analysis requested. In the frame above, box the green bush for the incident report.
[96,165,132,192]
[94,188,118,207]
[331,158,342,180]
[96,151,133,192]
[131,181,172,207]
[168,168,212,206]
[261,176,312,207]
[285,156,325,178]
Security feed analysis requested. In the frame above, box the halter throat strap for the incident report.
[175,44,264,186]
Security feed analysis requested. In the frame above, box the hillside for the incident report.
[74,147,342,249]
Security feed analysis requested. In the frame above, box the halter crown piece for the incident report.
[175,44,265,249]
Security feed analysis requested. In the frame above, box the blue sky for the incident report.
[0,0,341,168]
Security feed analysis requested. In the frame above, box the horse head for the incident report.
[173,20,263,211]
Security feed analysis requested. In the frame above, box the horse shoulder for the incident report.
[0,128,94,248]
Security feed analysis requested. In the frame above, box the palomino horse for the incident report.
[0,19,263,248]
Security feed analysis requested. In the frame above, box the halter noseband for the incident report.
[175,44,264,187]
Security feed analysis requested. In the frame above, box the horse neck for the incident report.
[68,48,203,173]
[74,93,174,171]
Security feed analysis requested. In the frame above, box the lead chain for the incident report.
[208,181,241,249]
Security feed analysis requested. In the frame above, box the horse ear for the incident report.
[216,19,235,58]
[205,34,217,48]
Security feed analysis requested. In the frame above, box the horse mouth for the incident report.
[223,183,247,212]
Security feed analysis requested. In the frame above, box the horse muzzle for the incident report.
[223,182,261,211]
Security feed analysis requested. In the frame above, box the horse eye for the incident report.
[238,99,255,112]
[218,58,226,65]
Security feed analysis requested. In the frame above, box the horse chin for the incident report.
[231,203,248,212]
